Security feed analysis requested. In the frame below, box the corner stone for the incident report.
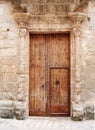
[71,105,84,121]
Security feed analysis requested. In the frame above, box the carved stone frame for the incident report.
[14,12,86,120]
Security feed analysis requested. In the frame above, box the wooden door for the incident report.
[29,35,46,116]
[29,34,70,116]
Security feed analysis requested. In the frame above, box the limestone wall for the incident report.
[81,1,95,119]
[0,1,25,119]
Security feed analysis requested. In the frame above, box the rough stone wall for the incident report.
[0,1,26,119]
[81,1,95,119]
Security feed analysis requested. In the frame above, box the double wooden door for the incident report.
[29,34,70,116]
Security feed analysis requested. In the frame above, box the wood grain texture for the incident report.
[48,34,70,68]
[29,34,70,116]
[50,68,70,115]
[29,35,46,116]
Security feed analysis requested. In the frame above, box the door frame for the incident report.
[18,27,76,118]
[18,28,76,117]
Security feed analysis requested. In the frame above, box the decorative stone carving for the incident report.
[68,12,86,23]
[19,28,27,38]
[68,12,86,37]
[72,23,81,37]
[14,13,30,28]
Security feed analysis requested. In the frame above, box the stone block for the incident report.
[15,108,26,120]
[0,100,13,106]
[8,31,19,40]
[0,108,14,119]
[0,100,14,118]
[0,65,17,73]
[37,4,46,15]
[0,40,18,48]
[14,101,26,120]
[5,73,17,82]
[3,3,12,15]
[56,4,67,14]
[0,48,17,56]
[0,57,18,65]
[28,0,44,3]
[46,0,67,3]
[0,83,18,99]
[46,4,56,14]
[0,6,4,15]
[69,3,76,12]
[0,101,27,119]
[85,104,95,120]
[18,82,28,101]
[0,31,8,40]
[18,74,28,82]
[72,104,84,121]
[0,84,4,92]
[5,83,18,93]
[0,92,14,100]
[0,73,5,83]
[27,4,38,14]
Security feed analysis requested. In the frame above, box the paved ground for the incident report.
[0,117,94,130]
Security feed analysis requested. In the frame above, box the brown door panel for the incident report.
[29,34,46,116]
[49,68,70,115]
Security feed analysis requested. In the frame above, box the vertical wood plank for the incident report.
[29,34,46,116]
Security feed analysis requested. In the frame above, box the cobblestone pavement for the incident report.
[0,117,94,130]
